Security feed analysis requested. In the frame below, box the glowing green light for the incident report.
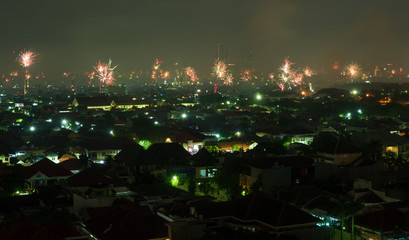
[256,93,262,100]
[138,140,152,150]
[170,175,179,187]
[181,113,187,119]
[29,126,35,132]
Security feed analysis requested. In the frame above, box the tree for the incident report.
[185,176,196,194]
[361,140,382,162]
[0,173,26,197]
[384,151,406,170]
[332,198,362,240]
[79,153,89,169]
[213,158,243,200]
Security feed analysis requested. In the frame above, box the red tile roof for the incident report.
[66,167,113,187]
[20,158,72,179]
[84,204,169,240]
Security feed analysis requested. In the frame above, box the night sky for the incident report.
[1,0,409,79]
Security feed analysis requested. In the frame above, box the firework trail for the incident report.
[280,57,293,74]
[88,71,95,86]
[19,50,37,96]
[151,59,163,83]
[213,59,227,80]
[276,82,286,92]
[93,59,117,93]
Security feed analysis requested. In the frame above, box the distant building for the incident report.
[111,97,149,109]
[71,96,111,111]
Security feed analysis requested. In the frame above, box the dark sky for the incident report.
[1,0,409,79]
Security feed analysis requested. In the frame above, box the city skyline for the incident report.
[1,0,409,80]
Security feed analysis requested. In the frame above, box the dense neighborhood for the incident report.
[1,83,409,240]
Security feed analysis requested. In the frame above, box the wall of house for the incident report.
[182,141,204,154]
[27,174,69,190]
[291,135,315,145]
[88,149,121,162]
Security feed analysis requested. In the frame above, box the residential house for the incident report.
[59,157,82,174]
[19,158,72,190]
[191,148,219,179]
[83,138,134,163]
[316,140,362,166]
[145,143,192,171]
[44,150,59,164]
[240,155,315,191]
[167,132,206,154]
[283,125,316,145]
[66,167,132,213]
[83,204,170,240]
[352,130,409,158]
[193,191,322,239]
[217,140,257,152]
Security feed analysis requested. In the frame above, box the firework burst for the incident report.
[151,59,163,83]
[93,59,117,93]
[212,59,233,93]
[19,50,36,68]
[304,66,313,77]
[18,50,37,96]
[346,63,359,78]
[225,73,234,86]
[240,70,252,82]
[213,59,227,80]
[272,57,312,92]
[185,66,198,83]
[280,57,293,74]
